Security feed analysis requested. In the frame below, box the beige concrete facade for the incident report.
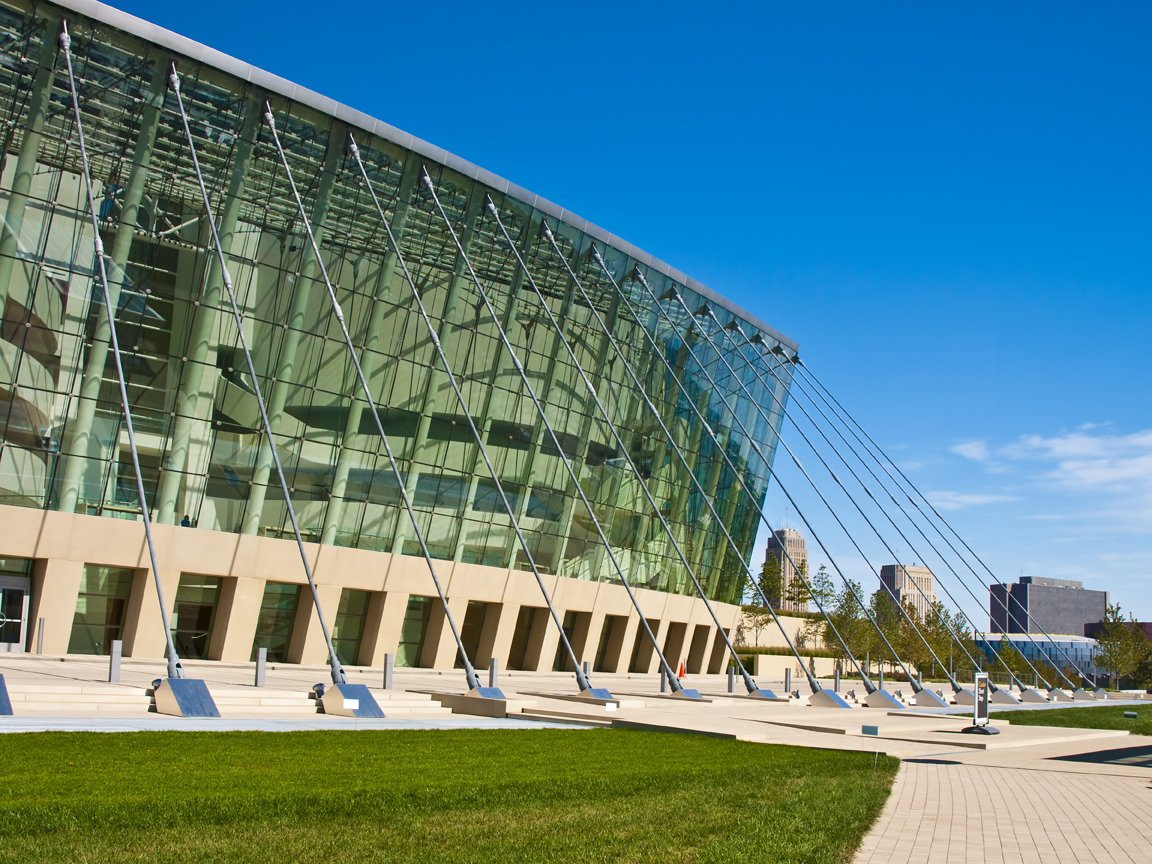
[0,504,740,674]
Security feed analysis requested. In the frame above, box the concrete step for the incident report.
[8,684,150,696]
[9,701,153,713]
[13,692,152,705]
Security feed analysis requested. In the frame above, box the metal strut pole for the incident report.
[755,345,1057,694]
[720,320,995,695]
[260,109,482,690]
[486,202,766,696]
[549,234,869,696]
[620,262,917,698]
[416,167,682,693]
[167,71,348,684]
[665,286,946,696]
[59,23,182,680]
[793,360,1094,691]
[576,241,870,695]
[345,141,595,695]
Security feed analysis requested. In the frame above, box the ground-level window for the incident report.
[456,601,488,669]
[68,565,134,655]
[171,575,222,660]
[250,582,300,663]
[507,606,536,671]
[331,589,371,666]
[395,596,432,667]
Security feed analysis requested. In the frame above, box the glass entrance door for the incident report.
[0,558,32,653]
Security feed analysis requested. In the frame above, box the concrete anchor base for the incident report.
[1020,688,1049,703]
[914,688,949,708]
[991,689,1021,705]
[1049,689,1074,702]
[315,683,384,718]
[152,678,220,718]
[865,689,905,710]
[1072,689,1097,701]
[809,689,853,709]
[954,688,976,706]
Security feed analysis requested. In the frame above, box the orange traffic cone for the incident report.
[678,661,686,678]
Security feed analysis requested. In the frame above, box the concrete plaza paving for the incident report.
[1,653,1149,862]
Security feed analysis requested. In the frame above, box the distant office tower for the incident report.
[880,565,937,620]
[766,529,809,613]
[991,577,1108,636]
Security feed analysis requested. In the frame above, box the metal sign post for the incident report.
[963,672,1000,735]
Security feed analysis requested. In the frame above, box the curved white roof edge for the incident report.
[47,0,799,352]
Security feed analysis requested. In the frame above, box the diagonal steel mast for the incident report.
[618,261,930,701]
[417,167,687,694]
[793,359,1096,692]
[59,21,182,680]
[662,286,951,700]
[485,201,769,696]
[259,107,484,690]
[345,139,598,695]
[712,316,1002,697]
[743,340,1059,695]
[577,246,880,700]
[168,69,349,684]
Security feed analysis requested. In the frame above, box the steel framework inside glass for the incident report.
[0,0,793,606]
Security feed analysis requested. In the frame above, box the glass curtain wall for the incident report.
[0,0,789,606]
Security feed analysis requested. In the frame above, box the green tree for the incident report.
[783,560,811,608]
[757,553,783,608]
[1095,602,1139,688]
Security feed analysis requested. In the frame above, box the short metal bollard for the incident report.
[835,667,840,693]
[727,666,734,693]
[784,667,791,695]
[489,657,499,689]
[383,652,394,690]
[254,646,266,687]
[878,669,884,690]
[582,660,590,678]
[108,639,121,683]
[660,666,667,693]
[36,618,44,655]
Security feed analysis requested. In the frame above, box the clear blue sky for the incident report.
[110,0,1152,621]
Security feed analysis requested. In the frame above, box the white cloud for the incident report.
[952,440,990,461]
[926,490,1019,511]
[1001,429,1152,495]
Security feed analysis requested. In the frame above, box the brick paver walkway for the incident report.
[855,757,1152,863]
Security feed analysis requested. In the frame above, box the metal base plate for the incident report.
[745,688,779,699]
[319,683,384,718]
[961,724,1001,735]
[809,689,853,709]
[153,678,220,718]
[670,688,704,700]
[0,673,11,715]
[914,688,949,708]
[865,689,905,710]
[580,687,614,701]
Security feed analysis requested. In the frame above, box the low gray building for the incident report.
[990,577,1107,636]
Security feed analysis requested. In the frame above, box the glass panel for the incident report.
[68,565,134,655]
[250,582,300,663]
[0,7,790,608]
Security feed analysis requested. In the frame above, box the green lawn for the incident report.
[0,728,896,863]
[997,703,1152,736]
